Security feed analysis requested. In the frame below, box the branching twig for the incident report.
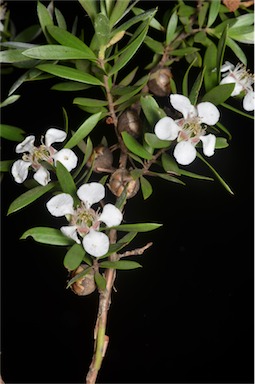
[118,242,153,258]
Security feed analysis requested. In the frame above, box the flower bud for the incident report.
[148,66,172,97]
[108,169,139,199]
[117,109,143,138]
[70,265,96,296]
[87,145,114,173]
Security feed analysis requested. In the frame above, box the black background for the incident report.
[1,1,254,383]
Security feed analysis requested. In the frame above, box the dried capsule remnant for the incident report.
[70,265,96,296]
[117,109,143,138]
[148,66,172,97]
[108,168,140,199]
[87,145,114,173]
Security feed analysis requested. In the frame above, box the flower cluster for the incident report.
[11,128,78,186]
[154,94,220,165]
[46,182,123,257]
[220,61,255,111]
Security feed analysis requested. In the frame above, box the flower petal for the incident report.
[243,91,255,111]
[170,94,196,119]
[200,134,216,157]
[53,148,78,171]
[46,193,74,217]
[11,159,31,183]
[33,166,50,186]
[220,61,234,73]
[197,102,220,126]
[173,141,196,165]
[61,225,80,244]
[220,76,242,96]
[77,182,105,208]
[45,128,67,147]
[82,229,109,257]
[154,116,180,140]
[99,204,123,227]
[15,135,35,153]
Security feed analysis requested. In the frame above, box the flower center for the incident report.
[71,205,99,235]
[178,116,204,143]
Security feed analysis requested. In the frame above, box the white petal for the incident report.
[11,159,31,183]
[82,229,109,257]
[33,166,50,186]
[154,116,180,140]
[53,148,78,171]
[170,94,196,119]
[200,134,216,157]
[45,128,67,147]
[77,182,105,208]
[197,102,220,126]
[243,91,255,111]
[220,76,242,96]
[220,61,234,73]
[173,141,196,165]
[99,204,123,227]
[15,135,35,153]
[61,225,80,244]
[46,193,74,217]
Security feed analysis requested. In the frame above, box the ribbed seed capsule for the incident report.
[108,169,140,199]
[86,145,114,173]
[117,109,142,138]
[70,265,96,296]
[148,67,172,97]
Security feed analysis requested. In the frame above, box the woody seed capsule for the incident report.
[108,168,140,199]
[148,67,172,97]
[87,145,114,173]
[70,265,96,296]
[117,109,143,138]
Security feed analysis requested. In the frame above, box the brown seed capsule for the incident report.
[148,66,172,97]
[87,145,114,173]
[117,109,143,138]
[108,168,140,199]
[70,265,96,296]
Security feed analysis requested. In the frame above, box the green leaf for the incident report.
[114,8,157,35]
[204,42,218,92]
[51,82,91,91]
[144,36,164,54]
[109,223,162,232]
[221,103,254,120]
[99,260,142,270]
[108,24,149,76]
[23,45,94,60]
[94,13,111,47]
[36,64,103,85]
[0,124,25,141]
[0,49,33,63]
[207,0,220,27]
[215,137,229,149]
[226,37,247,65]
[216,24,228,83]
[73,97,108,107]
[161,152,180,174]
[140,95,166,127]
[56,161,78,202]
[117,231,138,244]
[0,160,13,172]
[8,182,56,215]
[202,83,235,105]
[121,132,153,160]
[166,11,178,45]
[20,227,74,245]
[189,67,205,106]
[64,243,85,270]
[109,0,130,27]
[140,176,153,200]
[0,95,21,108]
[144,133,170,149]
[77,0,98,22]
[180,169,213,181]
[65,112,101,149]
[94,272,106,290]
[170,47,199,56]
[37,1,54,43]
[54,8,67,30]
[198,2,209,28]
[46,25,96,60]
[196,152,234,194]
[182,57,197,97]
[13,25,41,43]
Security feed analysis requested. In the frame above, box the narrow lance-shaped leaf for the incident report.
[166,11,178,45]
[64,243,85,271]
[109,223,162,232]
[37,1,54,43]
[36,64,103,85]
[8,182,57,215]
[20,227,75,245]
[46,25,96,60]
[144,133,170,149]
[94,272,107,290]
[65,112,101,149]
[99,260,142,270]
[140,176,153,200]
[56,161,78,205]
[77,0,98,22]
[140,95,166,127]
[0,95,20,108]
[23,45,95,60]
[202,83,235,105]
[121,131,153,160]
[204,42,218,92]
[217,24,228,83]
[207,0,220,28]
[0,124,25,141]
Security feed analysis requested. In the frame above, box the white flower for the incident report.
[11,128,78,186]
[220,61,255,111]
[154,94,219,165]
[46,182,123,258]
